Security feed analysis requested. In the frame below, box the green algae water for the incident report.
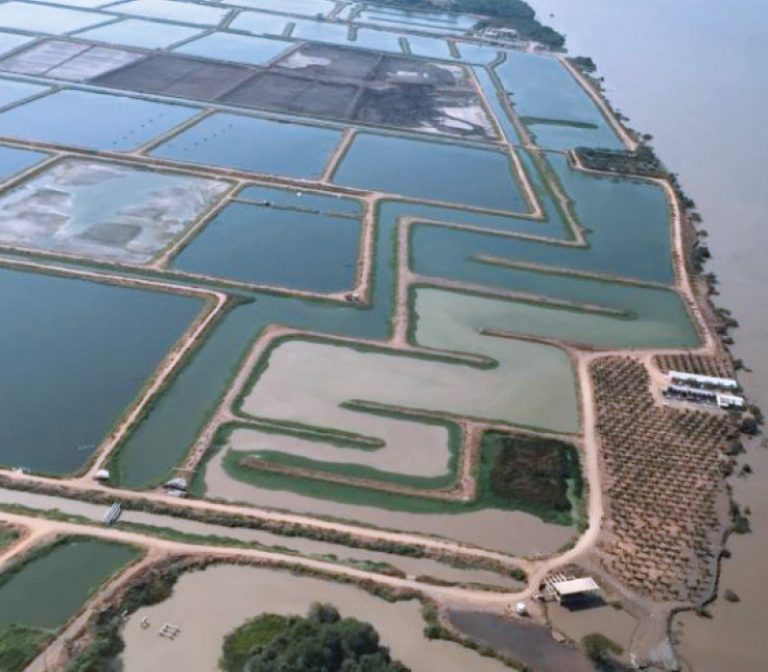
[0,538,138,630]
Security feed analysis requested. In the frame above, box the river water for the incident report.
[527,1,768,669]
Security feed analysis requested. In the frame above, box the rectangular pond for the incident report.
[405,35,454,60]
[0,537,139,632]
[112,0,230,26]
[222,0,336,16]
[0,89,199,151]
[171,198,362,292]
[0,77,48,109]
[410,152,674,284]
[0,29,33,57]
[0,266,205,474]
[74,18,205,49]
[289,17,353,46]
[351,28,404,54]
[332,132,528,212]
[0,1,112,34]
[0,39,144,82]
[173,32,292,66]
[151,112,342,178]
[0,144,46,180]
[229,10,294,37]
[495,51,623,150]
[0,158,230,263]
[353,6,476,33]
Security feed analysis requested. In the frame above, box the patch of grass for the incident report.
[0,525,18,552]
[0,624,54,672]
[522,117,599,129]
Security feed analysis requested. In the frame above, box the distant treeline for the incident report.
[575,146,666,178]
[360,0,565,48]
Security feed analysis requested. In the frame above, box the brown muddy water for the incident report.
[527,1,768,669]
[119,564,511,671]
[204,449,577,556]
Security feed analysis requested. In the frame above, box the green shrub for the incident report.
[220,603,408,671]
[0,624,53,672]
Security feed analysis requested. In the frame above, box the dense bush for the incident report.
[484,432,580,516]
[220,603,408,671]
[575,146,665,178]
[0,525,18,551]
[581,633,623,663]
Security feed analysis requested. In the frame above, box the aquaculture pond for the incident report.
[0,267,204,474]
[495,50,623,151]
[241,334,577,437]
[404,35,454,60]
[0,1,111,34]
[413,284,699,351]
[0,159,230,263]
[0,29,33,57]
[227,0,336,17]
[289,18,354,48]
[114,0,229,26]
[151,113,342,178]
[120,564,511,672]
[0,89,199,151]
[174,32,292,66]
[171,200,362,292]
[333,133,528,212]
[76,18,204,49]
[111,193,573,489]
[0,538,138,631]
[0,77,48,109]
[228,10,293,38]
[352,6,476,33]
[352,28,404,54]
[202,438,578,556]
[410,153,674,284]
[0,144,46,181]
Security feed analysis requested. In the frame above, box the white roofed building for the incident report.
[668,370,738,391]
[549,577,600,606]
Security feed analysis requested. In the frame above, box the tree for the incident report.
[220,603,409,672]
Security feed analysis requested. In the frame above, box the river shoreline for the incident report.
[527,1,768,669]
